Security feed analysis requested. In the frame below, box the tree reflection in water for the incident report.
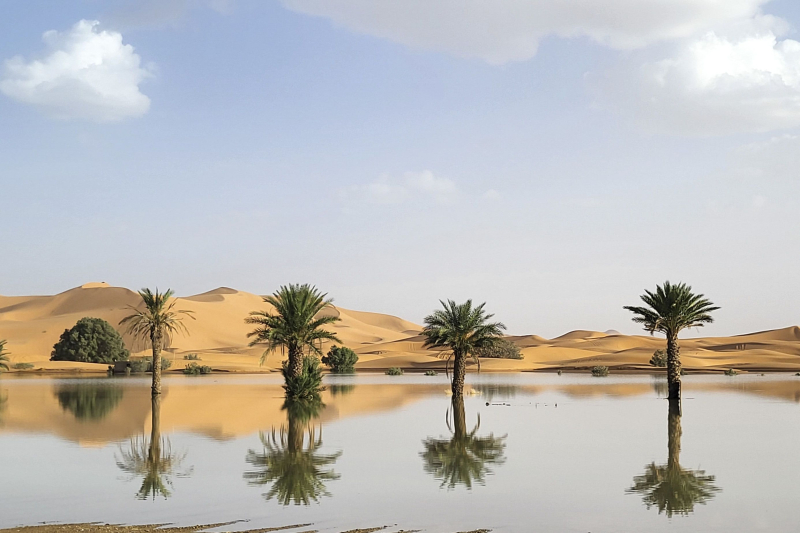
[421,396,506,490]
[116,395,191,500]
[627,400,720,516]
[244,398,342,505]
[0,389,7,425]
[55,383,123,421]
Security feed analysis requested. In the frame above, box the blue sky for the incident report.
[1,0,800,337]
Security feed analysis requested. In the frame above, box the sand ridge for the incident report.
[0,283,799,373]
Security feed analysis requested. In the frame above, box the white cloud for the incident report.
[620,24,800,134]
[1,20,151,122]
[281,0,767,64]
[342,170,457,205]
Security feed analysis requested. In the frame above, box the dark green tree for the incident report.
[50,318,129,364]
[422,300,506,397]
[246,284,341,386]
[420,396,506,489]
[116,395,191,499]
[120,288,194,396]
[0,340,9,372]
[244,398,341,505]
[55,383,124,420]
[474,337,522,359]
[627,400,720,516]
[624,282,718,400]
[321,345,358,373]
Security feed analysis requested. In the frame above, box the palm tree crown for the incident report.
[422,300,506,370]
[246,284,341,367]
[120,288,194,346]
[0,340,9,372]
[624,281,719,338]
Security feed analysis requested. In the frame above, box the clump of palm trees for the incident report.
[120,288,194,396]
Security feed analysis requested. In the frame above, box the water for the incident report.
[1,373,799,532]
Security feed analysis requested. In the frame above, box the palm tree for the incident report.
[0,339,10,372]
[624,281,718,400]
[422,300,506,397]
[244,398,341,505]
[120,288,194,396]
[627,400,720,516]
[116,395,191,499]
[420,396,506,489]
[246,284,341,379]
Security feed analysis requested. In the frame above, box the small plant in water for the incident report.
[424,370,438,376]
[386,367,403,376]
[183,353,201,360]
[724,368,738,376]
[591,366,609,377]
[650,349,667,367]
[557,370,563,375]
[12,362,34,370]
[183,362,212,375]
[282,357,324,400]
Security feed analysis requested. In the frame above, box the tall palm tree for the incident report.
[422,300,506,397]
[120,288,194,396]
[0,339,10,372]
[420,396,506,490]
[627,400,720,516]
[246,284,341,379]
[624,281,718,400]
[116,395,192,499]
[244,398,341,505]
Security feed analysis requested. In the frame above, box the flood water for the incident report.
[1,372,799,532]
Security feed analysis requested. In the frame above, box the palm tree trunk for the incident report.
[151,329,163,396]
[667,399,682,470]
[666,334,681,400]
[452,350,466,398]
[288,343,304,379]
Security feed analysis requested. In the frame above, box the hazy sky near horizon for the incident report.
[1,0,800,338]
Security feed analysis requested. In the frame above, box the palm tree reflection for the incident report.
[627,400,720,516]
[0,389,7,426]
[244,398,342,505]
[116,395,191,499]
[421,396,506,489]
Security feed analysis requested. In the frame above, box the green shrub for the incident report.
[282,357,324,401]
[12,363,34,370]
[51,317,129,364]
[183,353,201,361]
[386,367,403,376]
[475,338,523,359]
[424,370,438,376]
[129,356,171,373]
[557,370,563,375]
[650,349,667,367]
[591,366,609,377]
[321,345,359,373]
[724,368,739,376]
[183,362,212,375]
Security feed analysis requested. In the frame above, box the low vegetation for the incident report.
[424,370,438,376]
[12,362,34,370]
[282,356,324,401]
[321,345,358,373]
[183,353,201,360]
[724,368,739,376]
[650,349,667,367]
[51,317,129,364]
[475,337,523,360]
[386,367,403,376]
[0,340,8,372]
[591,366,609,377]
[130,357,172,374]
[183,362,212,375]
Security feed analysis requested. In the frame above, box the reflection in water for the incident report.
[421,396,506,489]
[328,384,356,397]
[0,388,6,425]
[244,399,342,505]
[55,384,123,421]
[473,383,518,401]
[116,395,191,500]
[651,378,668,398]
[627,400,720,516]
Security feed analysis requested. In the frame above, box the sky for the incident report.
[1,0,800,338]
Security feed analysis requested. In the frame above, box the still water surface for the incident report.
[1,373,799,532]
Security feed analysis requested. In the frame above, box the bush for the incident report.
[183,353,201,361]
[591,366,609,377]
[386,367,403,376]
[282,357,324,401]
[51,317,129,364]
[475,338,523,359]
[650,349,667,367]
[321,345,359,373]
[724,368,739,376]
[129,356,171,373]
[183,362,212,375]
[12,363,34,370]
[424,370,438,376]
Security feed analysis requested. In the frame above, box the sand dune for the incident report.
[0,283,799,373]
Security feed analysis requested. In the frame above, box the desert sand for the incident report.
[1,282,799,374]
